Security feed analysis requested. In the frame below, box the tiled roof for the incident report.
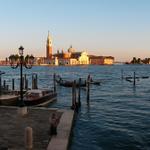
[89,55,114,59]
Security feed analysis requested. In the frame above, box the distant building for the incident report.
[0,60,7,66]
[89,55,114,65]
[89,56,104,65]
[0,58,9,66]
[71,51,89,65]
[103,56,114,65]
[51,46,89,65]
[34,57,46,65]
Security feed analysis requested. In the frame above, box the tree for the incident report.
[131,57,137,64]
[137,58,141,64]
[9,54,19,64]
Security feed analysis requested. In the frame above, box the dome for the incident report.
[68,45,75,53]
[63,53,71,59]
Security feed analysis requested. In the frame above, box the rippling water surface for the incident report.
[1,65,150,150]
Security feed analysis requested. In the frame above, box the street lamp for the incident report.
[19,46,24,56]
[9,46,34,107]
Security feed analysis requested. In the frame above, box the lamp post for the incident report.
[9,46,34,107]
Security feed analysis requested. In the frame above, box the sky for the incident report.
[0,0,150,62]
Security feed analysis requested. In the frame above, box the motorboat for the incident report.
[23,89,57,106]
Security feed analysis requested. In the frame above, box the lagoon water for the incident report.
[1,65,150,150]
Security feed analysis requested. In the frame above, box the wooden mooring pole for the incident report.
[78,78,81,107]
[121,69,123,80]
[74,80,76,106]
[24,74,27,89]
[35,74,38,89]
[53,73,56,93]
[71,81,75,109]
[133,71,136,87]
[3,80,6,89]
[87,75,90,104]
[71,80,77,110]
[12,78,15,91]
[24,74,28,90]
[32,75,34,89]
[0,75,2,94]
[32,74,38,89]
[25,79,28,90]
[6,85,9,91]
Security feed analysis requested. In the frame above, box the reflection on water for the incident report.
[1,65,150,150]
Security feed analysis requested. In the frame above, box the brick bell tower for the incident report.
[46,31,52,59]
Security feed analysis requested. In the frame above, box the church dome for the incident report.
[63,52,71,59]
[68,45,75,53]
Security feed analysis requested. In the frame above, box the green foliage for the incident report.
[9,54,19,62]
[9,54,34,65]
[25,55,34,63]
[130,57,150,64]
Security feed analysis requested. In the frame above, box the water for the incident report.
[1,65,150,150]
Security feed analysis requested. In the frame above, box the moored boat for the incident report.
[55,75,86,87]
[55,74,100,87]
[0,94,19,106]
[58,80,86,87]
[23,89,57,106]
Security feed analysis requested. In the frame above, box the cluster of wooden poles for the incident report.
[121,70,136,86]
[0,72,9,94]
[70,75,91,112]
[121,70,149,87]
[0,73,39,94]
[53,73,91,112]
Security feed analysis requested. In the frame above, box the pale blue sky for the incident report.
[0,0,150,61]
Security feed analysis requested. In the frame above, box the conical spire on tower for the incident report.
[47,31,52,46]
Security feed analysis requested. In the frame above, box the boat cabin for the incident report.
[24,89,51,101]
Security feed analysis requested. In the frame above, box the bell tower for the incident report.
[46,31,52,59]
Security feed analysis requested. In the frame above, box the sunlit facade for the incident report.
[89,56,114,65]
[51,47,89,66]
[103,56,114,65]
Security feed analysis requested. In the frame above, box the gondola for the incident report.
[56,77,86,87]
[60,80,86,87]
[55,75,101,87]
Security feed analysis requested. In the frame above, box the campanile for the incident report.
[46,31,52,59]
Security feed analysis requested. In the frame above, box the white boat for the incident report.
[23,89,57,106]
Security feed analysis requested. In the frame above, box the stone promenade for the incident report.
[0,106,74,150]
